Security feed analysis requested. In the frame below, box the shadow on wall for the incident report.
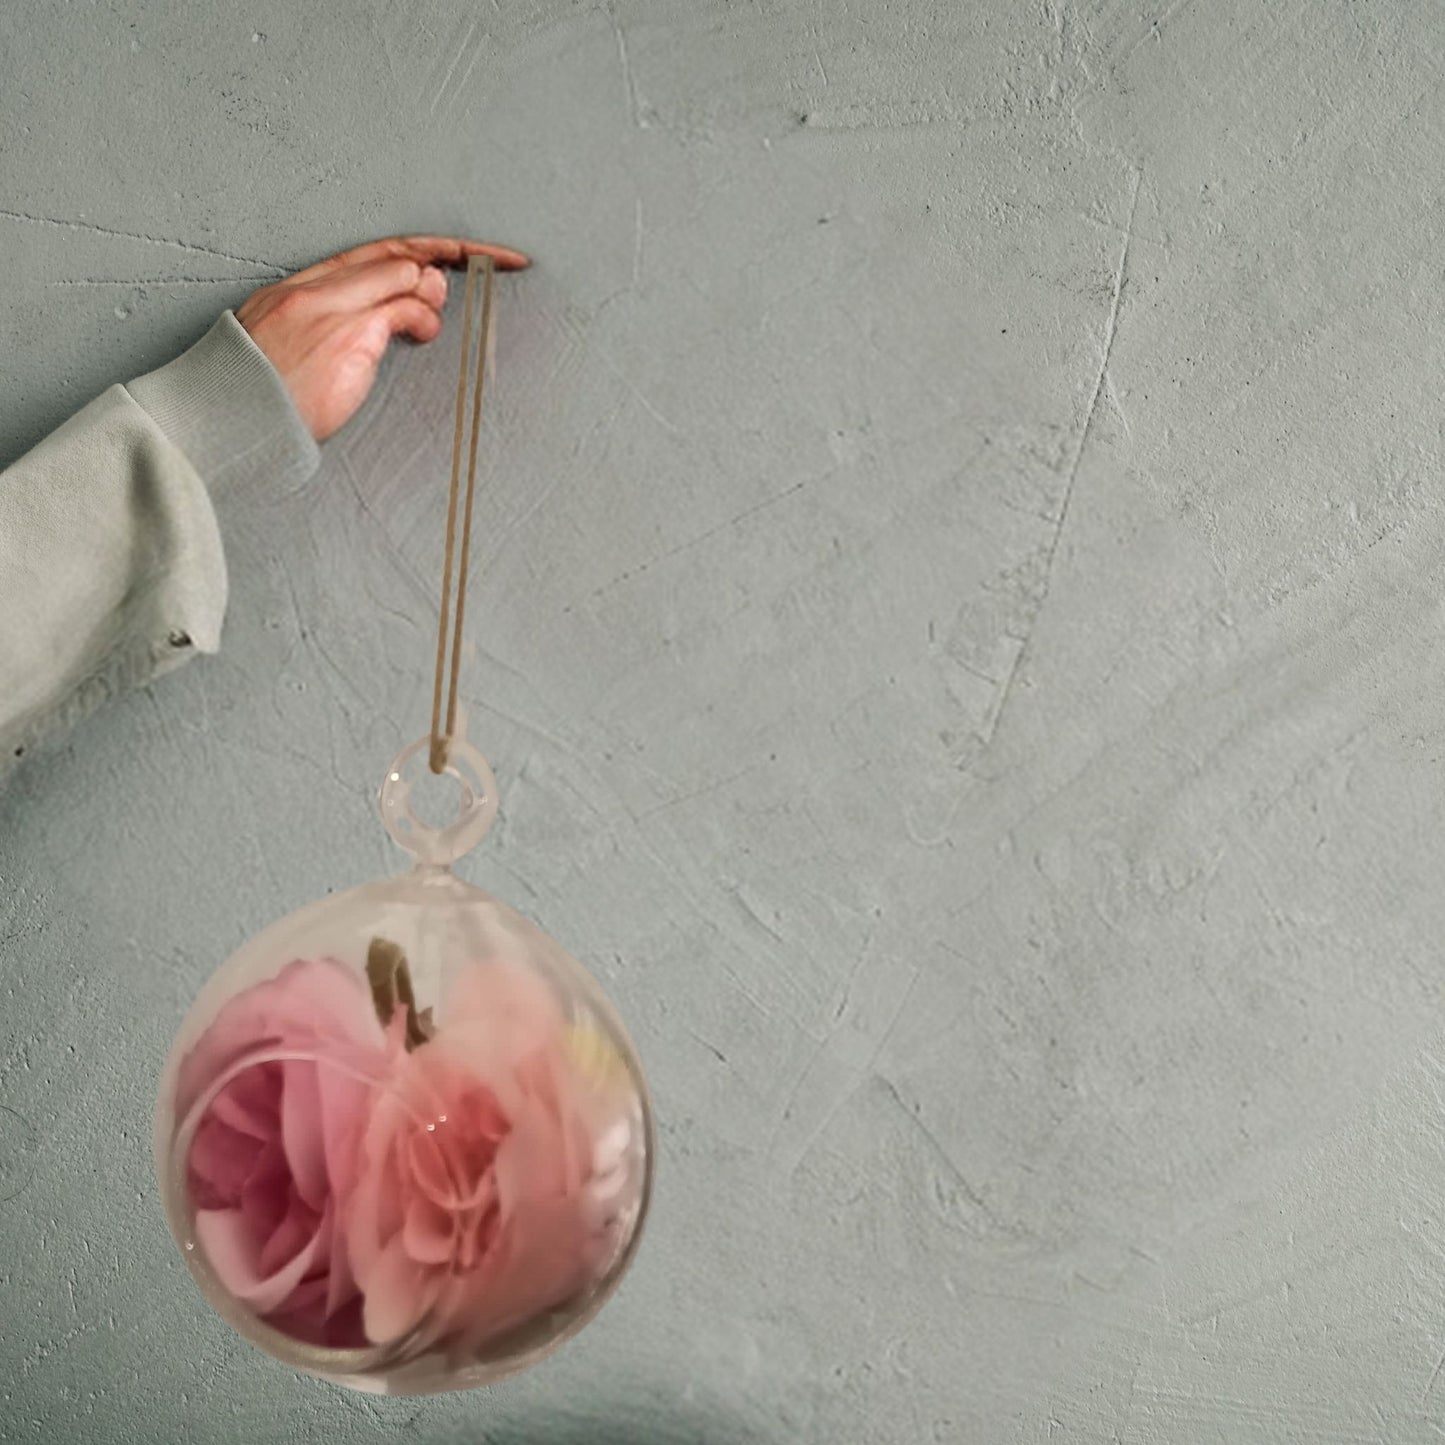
[425,1396,779,1445]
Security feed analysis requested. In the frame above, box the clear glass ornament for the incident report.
[154,736,654,1395]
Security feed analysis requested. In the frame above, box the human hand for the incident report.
[235,235,529,442]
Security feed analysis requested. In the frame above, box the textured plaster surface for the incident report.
[4,1,1445,1441]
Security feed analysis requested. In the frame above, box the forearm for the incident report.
[0,312,318,772]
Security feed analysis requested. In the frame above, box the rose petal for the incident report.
[593,1117,632,1176]
[344,1147,409,1305]
[270,1280,336,1349]
[280,1063,329,1211]
[445,961,561,1035]
[272,1280,364,1350]
[258,1193,322,1279]
[454,1189,501,1274]
[194,1208,260,1295]
[402,1194,456,1265]
[405,1122,466,1209]
[447,1195,592,1355]
[314,1053,373,1189]
[175,1015,281,1128]
[322,1197,357,1321]
[208,1065,281,1141]
[585,1159,631,1216]
[492,1090,573,1215]
[235,1139,292,1249]
[282,956,385,1044]
[174,957,402,1343]
[195,1205,327,1317]
[374,1134,406,1244]
[175,958,383,1127]
[361,1238,439,1345]
[188,1114,266,1209]
[434,962,564,1093]
[529,1049,586,1195]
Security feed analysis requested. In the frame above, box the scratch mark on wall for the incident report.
[310,630,371,714]
[1048,167,1140,572]
[990,167,1141,736]
[1423,1342,1445,1404]
[478,468,571,578]
[557,308,680,433]
[430,15,488,117]
[335,455,435,613]
[633,760,765,820]
[47,276,277,288]
[429,16,479,116]
[587,479,808,602]
[684,1027,729,1065]
[799,102,972,132]
[363,3,406,104]
[953,654,1002,687]
[276,559,310,672]
[877,1076,1012,1234]
[774,965,923,1174]
[1111,1362,1142,1443]
[1103,370,1133,440]
[831,927,877,1024]
[451,21,489,114]
[0,208,283,272]
[606,4,645,129]
[696,920,773,1022]
[1122,0,1199,64]
[729,882,787,946]
[604,348,679,431]
[221,734,359,801]
[0,1104,37,1204]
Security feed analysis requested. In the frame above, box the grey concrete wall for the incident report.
[4,1,1445,1440]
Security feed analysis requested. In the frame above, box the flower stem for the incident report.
[366,937,434,1049]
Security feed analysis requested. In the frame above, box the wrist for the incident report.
[125,311,321,492]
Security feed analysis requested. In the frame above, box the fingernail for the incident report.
[471,242,530,269]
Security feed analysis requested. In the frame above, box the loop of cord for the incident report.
[429,254,496,774]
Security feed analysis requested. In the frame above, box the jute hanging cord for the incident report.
[430,253,497,774]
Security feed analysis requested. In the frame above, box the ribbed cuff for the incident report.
[124,310,320,494]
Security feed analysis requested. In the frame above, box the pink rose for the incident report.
[177,957,389,1348]
[345,962,629,1356]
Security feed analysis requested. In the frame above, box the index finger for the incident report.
[292,234,530,284]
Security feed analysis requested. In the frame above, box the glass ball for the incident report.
[153,737,654,1395]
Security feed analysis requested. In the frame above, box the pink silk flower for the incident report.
[177,956,389,1347]
[344,961,622,1357]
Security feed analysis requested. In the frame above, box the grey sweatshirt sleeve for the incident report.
[0,310,319,772]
